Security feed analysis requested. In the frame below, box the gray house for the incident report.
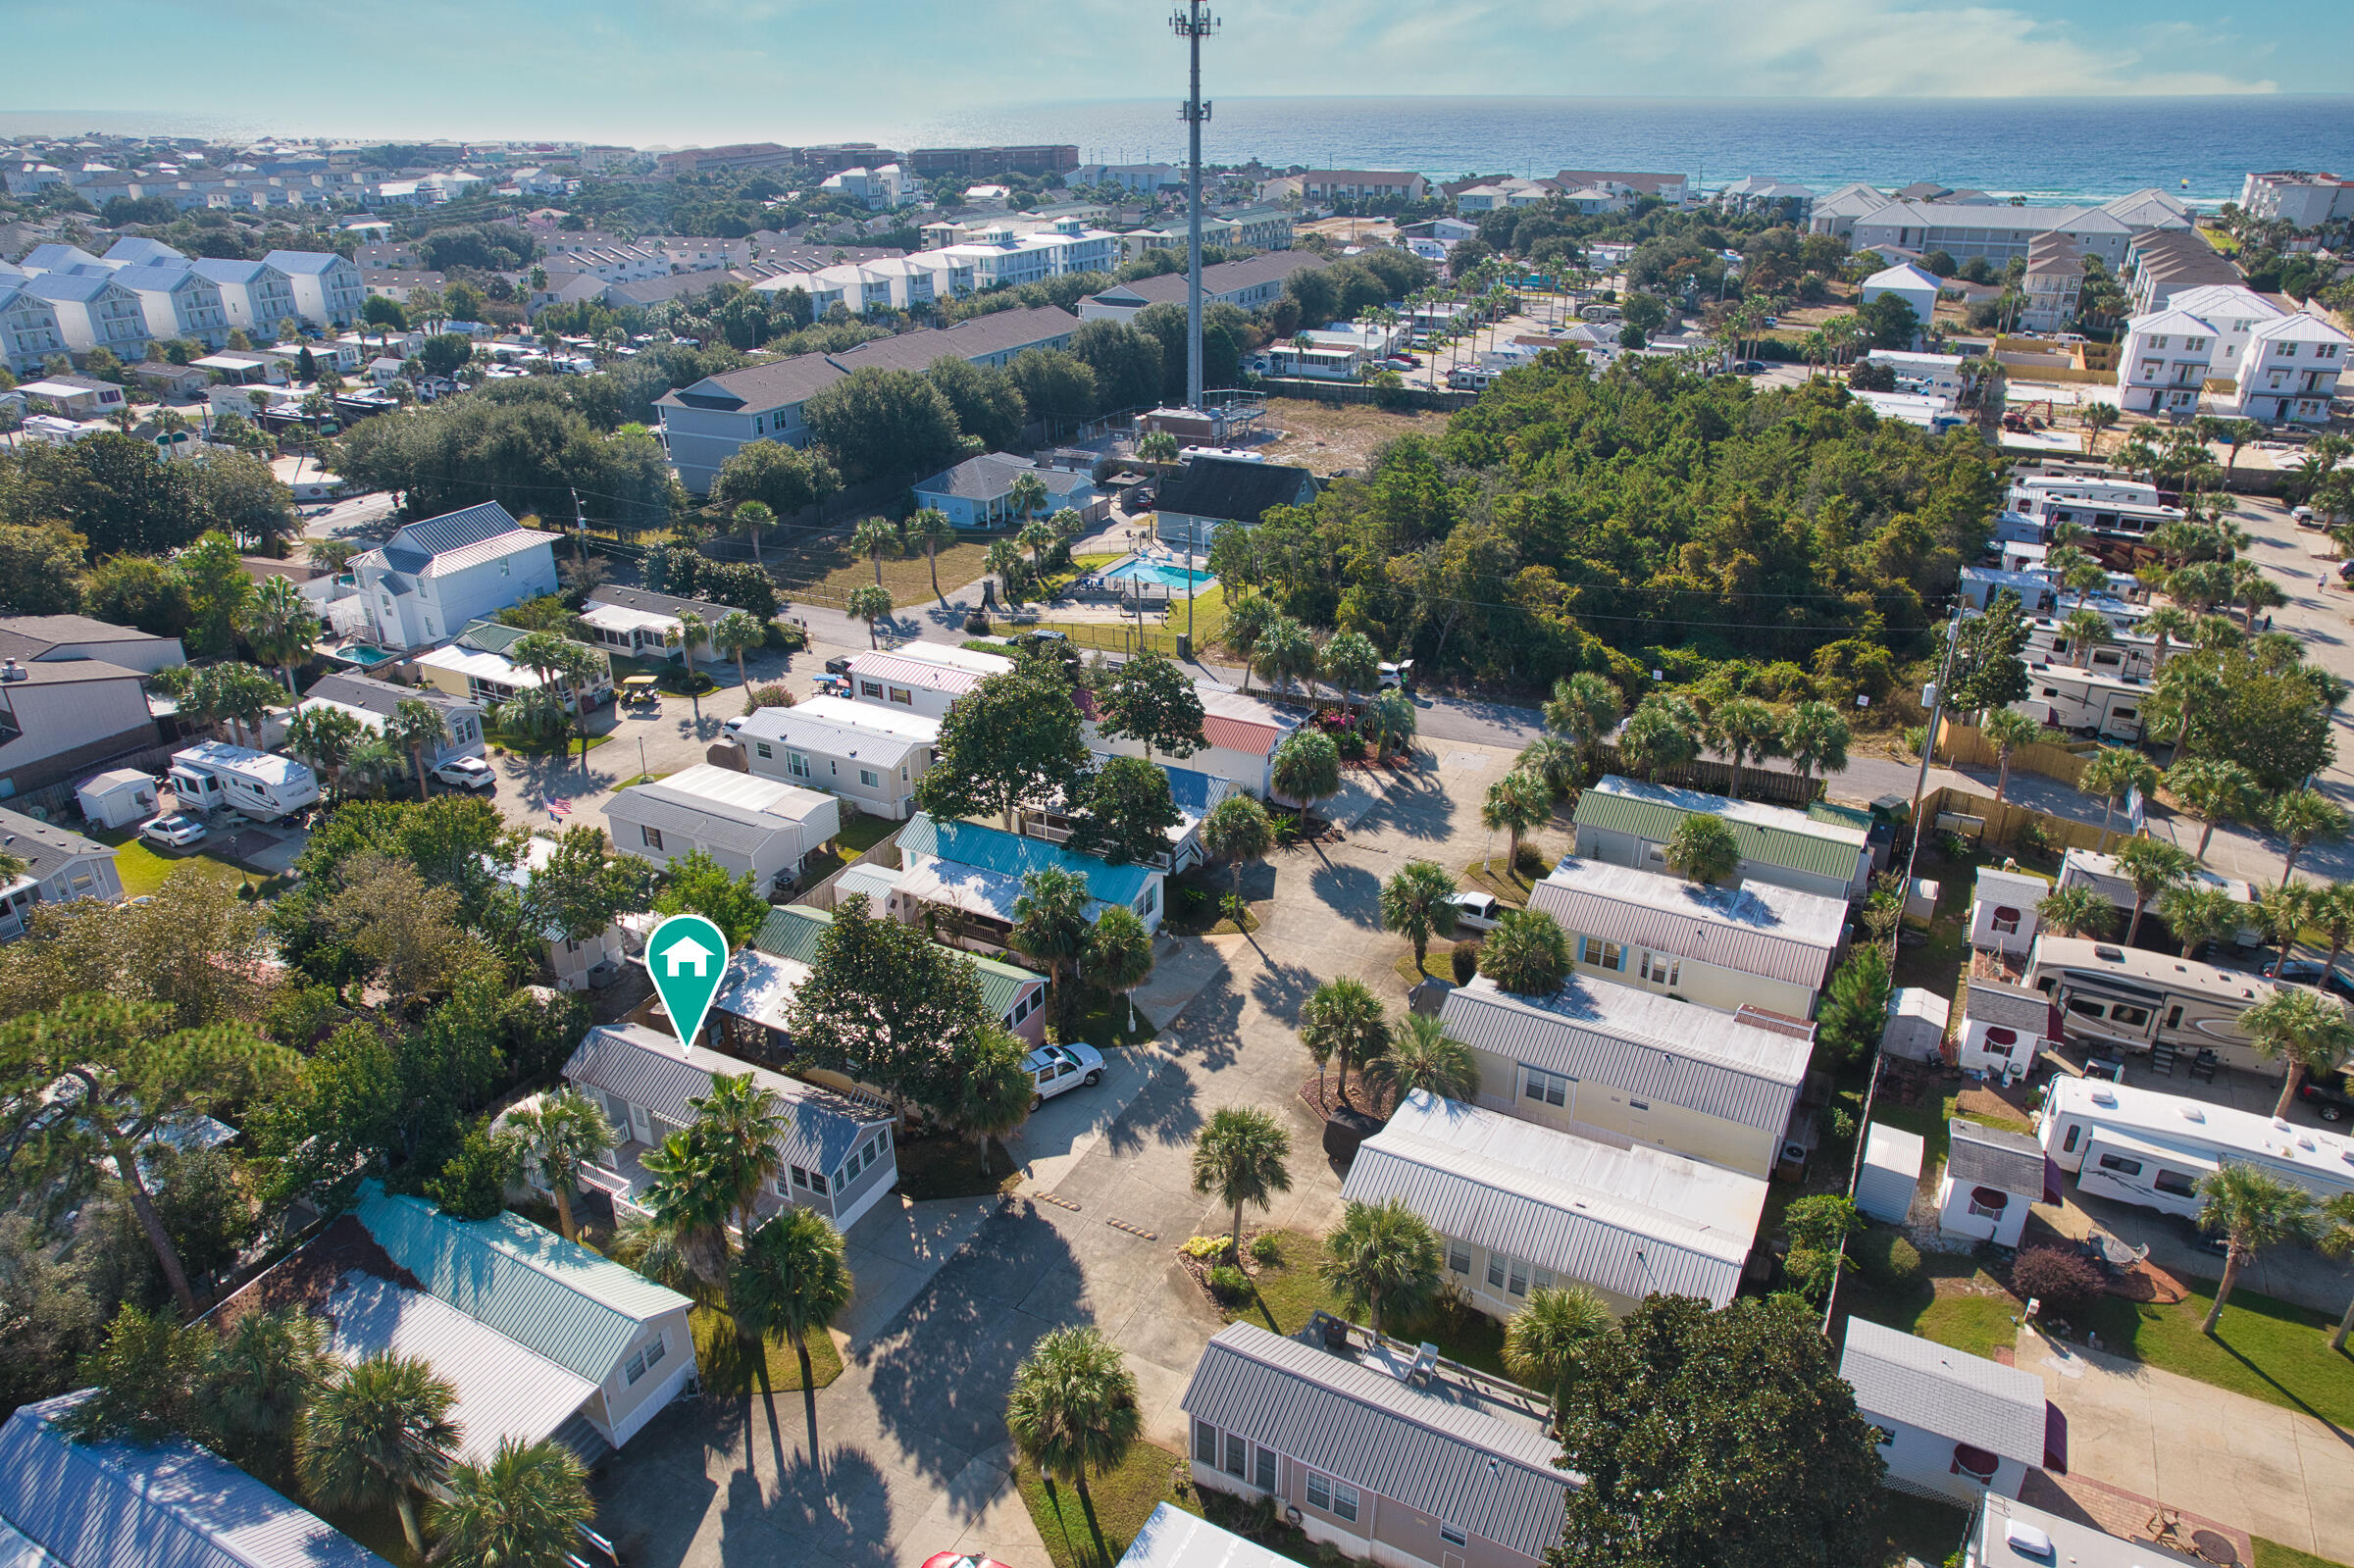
[1183,1320,1570,1568]
[1151,455,1320,556]
[0,805,121,940]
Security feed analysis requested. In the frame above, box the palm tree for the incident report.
[549,641,608,767]
[239,575,322,695]
[1013,865,1092,1006]
[2158,885,2238,960]
[2309,883,2354,998]
[2251,884,2312,979]
[851,515,901,585]
[2270,787,2349,887]
[731,500,776,566]
[2113,836,2196,946]
[2036,884,2118,940]
[1503,1284,1612,1430]
[709,608,765,691]
[296,1352,459,1556]
[2316,1192,2354,1351]
[1300,977,1389,1110]
[1005,1326,1140,1519]
[2057,607,2114,671]
[1005,473,1050,532]
[633,1124,737,1300]
[950,1026,1034,1148]
[2167,757,2259,863]
[908,507,956,603]
[1380,860,1460,976]
[986,538,1025,603]
[2196,1165,2317,1334]
[1320,1197,1442,1337]
[1481,770,1552,874]
[1084,905,1155,1035]
[2080,401,2119,455]
[732,1206,854,1454]
[846,583,895,648]
[430,1438,594,1568]
[384,697,448,802]
[1979,708,2041,802]
[2242,985,2354,1120]
[692,1072,786,1248]
[1364,1014,1478,1103]
[1270,730,1342,824]
[1019,518,1057,576]
[1191,1107,1293,1263]
[1516,734,1581,803]
[2079,746,2159,852]
[1779,700,1851,798]
[286,703,365,800]
[2140,604,2195,672]
[1320,632,1380,714]
[504,1091,614,1243]
[1136,430,1180,473]
[1543,672,1621,778]
[1363,687,1417,764]
[1663,812,1741,885]
[1202,793,1273,907]
[203,1307,333,1463]
[1616,693,1699,783]
[1705,696,1782,799]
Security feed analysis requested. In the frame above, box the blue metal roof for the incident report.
[898,811,1153,905]
[0,1393,392,1568]
[379,502,520,572]
[355,1184,691,1385]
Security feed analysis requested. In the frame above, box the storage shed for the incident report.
[74,767,158,830]
[1858,1123,1926,1224]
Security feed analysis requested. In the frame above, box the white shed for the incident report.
[1881,987,1951,1063]
[75,768,159,830]
[1970,868,2047,957]
[1857,1123,1925,1224]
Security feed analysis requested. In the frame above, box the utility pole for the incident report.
[1172,0,1217,411]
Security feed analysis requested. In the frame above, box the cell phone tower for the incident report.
[1171,0,1217,411]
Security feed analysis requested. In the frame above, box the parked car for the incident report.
[1380,357,1418,372]
[2262,957,2354,1004]
[1392,352,1422,367]
[430,755,497,792]
[139,812,207,849]
[1735,360,1768,375]
[1448,890,1504,932]
[2293,506,2322,529]
[2300,1072,2354,1122]
[1378,659,1414,689]
[1022,1041,1104,1108]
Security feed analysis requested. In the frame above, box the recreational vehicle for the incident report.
[2012,663,2148,741]
[2038,1076,2354,1221]
[2055,848,2263,950]
[2022,935,2273,1074]
[167,741,320,821]
[2023,618,2158,681]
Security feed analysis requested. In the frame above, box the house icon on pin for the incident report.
[661,935,715,978]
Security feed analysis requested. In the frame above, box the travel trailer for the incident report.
[166,741,320,821]
[2039,1076,2354,1221]
[2011,663,2149,741]
[2022,935,2272,1074]
[2023,618,2157,681]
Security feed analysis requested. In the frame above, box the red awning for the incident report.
[1953,1442,2000,1481]
[1971,1186,2012,1211]
[2043,1401,2069,1474]
[2043,1154,2067,1206]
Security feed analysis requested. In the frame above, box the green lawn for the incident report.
[1221,1230,1511,1383]
[1017,1442,1323,1568]
[487,730,611,758]
[688,1303,844,1396]
[1052,984,1160,1049]
[836,813,897,854]
[1868,1091,2033,1180]
[2257,1539,2349,1568]
[1459,849,1556,910]
[1836,1253,2026,1360]
[94,827,266,898]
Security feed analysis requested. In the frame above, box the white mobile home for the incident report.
[2012,664,2149,742]
[1340,1089,1767,1315]
[1082,685,1303,801]
[1841,1318,2061,1504]
[2024,617,2157,682]
[2039,1076,2354,1220]
[845,644,1012,721]
[167,740,319,820]
[2023,935,2271,1073]
[603,763,841,890]
[731,694,937,820]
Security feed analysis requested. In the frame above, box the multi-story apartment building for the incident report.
[2154,283,2281,376]
[910,144,1079,179]
[2018,233,2084,332]
[2113,308,2218,416]
[2226,310,2350,424]
[0,276,67,374]
[264,250,364,329]
[2238,170,2354,229]
[22,271,149,361]
[109,262,230,348]
[1845,189,2190,269]
[189,257,303,334]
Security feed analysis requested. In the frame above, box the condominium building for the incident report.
[2238,170,2354,229]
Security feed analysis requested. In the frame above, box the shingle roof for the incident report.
[1155,457,1318,526]
[0,614,167,655]
[1086,250,1326,308]
[0,1392,392,1568]
[899,811,1153,906]
[1839,1318,2046,1465]
[754,903,1042,1022]
[563,1023,889,1173]
[661,306,1080,414]
[914,451,1097,503]
[1341,1091,1765,1306]
[1963,978,2053,1037]
[354,1184,690,1384]
[1180,1324,1570,1558]
[1573,776,1868,885]
[1527,858,1844,989]
[585,585,735,622]
[303,672,473,720]
[1947,1118,2052,1197]
[0,806,113,886]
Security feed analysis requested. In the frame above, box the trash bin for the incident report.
[1176,633,1192,660]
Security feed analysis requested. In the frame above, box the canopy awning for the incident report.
[897,859,1024,925]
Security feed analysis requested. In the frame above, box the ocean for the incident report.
[901,94,2354,205]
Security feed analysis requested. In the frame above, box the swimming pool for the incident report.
[332,643,401,667]
[1102,555,1216,592]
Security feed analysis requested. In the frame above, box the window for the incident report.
[809,1169,828,1194]
[791,1165,811,1189]
[1138,883,1158,917]
[2066,998,2105,1020]
[2109,1003,2149,1028]
[1441,1525,1467,1547]
[1223,1432,1247,1479]
[789,751,812,780]
[1578,936,1624,971]
[1195,1420,1219,1464]
[888,685,914,706]
[2154,1169,2198,1198]
[1305,1473,1329,1511]
[643,1333,666,1372]
[755,742,773,759]
[640,826,664,852]
[1639,951,1679,986]
[1508,1257,1528,1295]
[860,681,884,698]
[859,769,881,787]
[1523,1067,1571,1107]
[2064,1124,2082,1153]
[624,1348,647,1384]
[1448,1240,1471,1275]
[2096,1153,2143,1178]
[1254,1444,1276,1492]
[1330,1481,1359,1522]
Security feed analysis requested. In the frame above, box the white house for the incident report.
[604,763,842,890]
[579,585,735,665]
[2152,283,2282,376]
[846,643,1012,721]
[261,249,366,328]
[0,277,68,374]
[1841,1318,2062,1504]
[1858,263,1940,339]
[2114,307,2218,416]
[20,272,149,361]
[2239,170,2354,229]
[2224,309,2350,425]
[1969,867,2048,957]
[730,694,937,820]
[188,257,302,334]
[1081,685,1303,801]
[1938,1117,2057,1246]
[344,502,559,649]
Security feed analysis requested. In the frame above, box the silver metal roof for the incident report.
[1339,1092,1765,1307]
[563,1023,889,1174]
[1947,1119,2050,1196]
[1439,976,1810,1134]
[1839,1317,2046,1465]
[601,765,839,858]
[1179,1323,1570,1558]
[1528,858,1844,989]
[1113,1504,1297,1568]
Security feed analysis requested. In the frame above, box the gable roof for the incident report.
[735,694,936,768]
[899,811,1154,905]
[353,1185,690,1383]
[0,614,168,658]
[375,501,534,572]
[661,306,1080,414]
[1962,978,2053,1037]
[302,671,475,721]
[1947,1118,2056,1199]
[583,584,736,623]
[0,807,113,886]
[1527,857,1844,989]
[844,648,1002,697]
[563,1023,889,1173]
[1180,1323,1569,1558]
[0,1392,391,1568]
[603,764,838,854]
[1839,1317,2048,1466]
[914,451,1097,503]
[1573,776,1868,885]
[1086,250,1326,308]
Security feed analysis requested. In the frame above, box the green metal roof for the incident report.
[755,904,1044,1022]
[355,1185,690,1384]
[1572,789,1866,884]
[1807,800,1874,832]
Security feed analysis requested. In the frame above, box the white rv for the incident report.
[2012,663,2149,741]
[2023,617,2157,681]
[2039,1077,2354,1221]
[167,741,321,821]
[2055,848,2264,950]
[2022,935,2272,1074]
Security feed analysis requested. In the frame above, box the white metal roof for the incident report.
[1114,1504,1296,1568]
[735,695,935,767]
[1528,857,1844,988]
[603,765,840,854]
[2044,1076,2354,1193]
[580,602,678,635]
[1341,1091,1766,1306]
[1863,1123,1925,1184]
[413,643,555,689]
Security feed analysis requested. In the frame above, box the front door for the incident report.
[628,1101,652,1144]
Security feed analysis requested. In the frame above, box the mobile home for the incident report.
[2022,934,2272,1074]
[2038,1075,2354,1220]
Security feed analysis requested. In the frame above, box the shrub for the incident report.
[965,612,992,635]
[767,619,807,652]
[1783,1244,1837,1304]
[1206,1264,1250,1302]
[1513,844,1547,877]
[743,683,793,715]
[1181,1235,1228,1260]
[2011,1244,2104,1314]
[1851,1228,1921,1282]
[1451,943,1479,985]
[1784,1193,1863,1254]
[1334,727,1367,760]
[1249,1233,1282,1265]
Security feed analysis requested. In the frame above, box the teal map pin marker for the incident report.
[645,913,729,1051]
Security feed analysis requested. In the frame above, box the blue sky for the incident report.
[10,0,2350,144]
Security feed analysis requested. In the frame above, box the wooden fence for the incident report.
[793,824,904,912]
[1931,718,2090,788]
[1590,745,1821,808]
[1922,784,2119,858]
